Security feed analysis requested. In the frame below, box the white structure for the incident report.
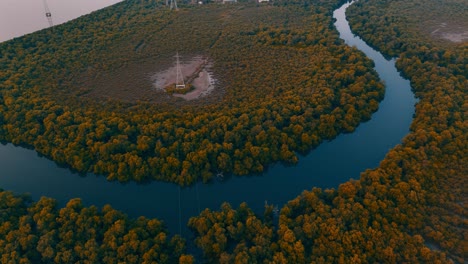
[258,0,269,2]
[223,0,237,3]
[174,52,186,89]
[42,0,53,27]
[170,0,178,10]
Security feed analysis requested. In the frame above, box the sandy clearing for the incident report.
[174,69,216,100]
[429,22,468,43]
[152,56,217,101]
[441,32,468,43]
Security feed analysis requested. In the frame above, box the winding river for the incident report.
[0,1,416,237]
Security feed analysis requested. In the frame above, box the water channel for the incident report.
[0,1,416,237]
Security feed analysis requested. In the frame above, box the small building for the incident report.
[258,0,269,2]
[223,0,237,3]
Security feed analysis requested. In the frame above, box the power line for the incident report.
[42,0,54,27]
[170,0,178,10]
[174,52,186,89]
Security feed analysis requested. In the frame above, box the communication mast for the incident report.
[170,0,178,10]
[42,0,54,27]
[174,52,186,89]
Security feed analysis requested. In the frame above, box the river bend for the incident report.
[0,1,416,236]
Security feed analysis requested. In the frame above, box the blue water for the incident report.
[0,1,416,237]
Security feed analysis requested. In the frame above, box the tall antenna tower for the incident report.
[174,52,186,89]
[42,0,54,27]
[170,0,178,10]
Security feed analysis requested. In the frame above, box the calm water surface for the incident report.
[0,1,416,236]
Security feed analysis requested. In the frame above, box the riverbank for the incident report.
[0,1,416,238]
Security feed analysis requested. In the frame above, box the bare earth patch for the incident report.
[152,56,217,101]
[429,22,468,43]
[441,32,468,43]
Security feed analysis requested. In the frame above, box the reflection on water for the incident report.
[0,1,416,237]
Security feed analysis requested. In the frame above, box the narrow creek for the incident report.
[0,1,416,237]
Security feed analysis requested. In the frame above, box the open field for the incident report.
[76,55,222,106]
[411,0,468,44]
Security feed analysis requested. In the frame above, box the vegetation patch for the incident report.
[346,0,468,55]
[0,0,383,185]
[164,83,195,95]
[1,0,466,263]
[188,1,467,263]
[0,190,190,263]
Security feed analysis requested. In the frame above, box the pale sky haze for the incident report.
[0,0,123,42]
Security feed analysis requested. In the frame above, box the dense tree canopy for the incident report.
[189,0,467,263]
[0,189,190,263]
[0,0,382,185]
[346,0,467,262]
[1,0,466,263]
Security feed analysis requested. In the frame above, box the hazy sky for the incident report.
[0,0,123,42]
